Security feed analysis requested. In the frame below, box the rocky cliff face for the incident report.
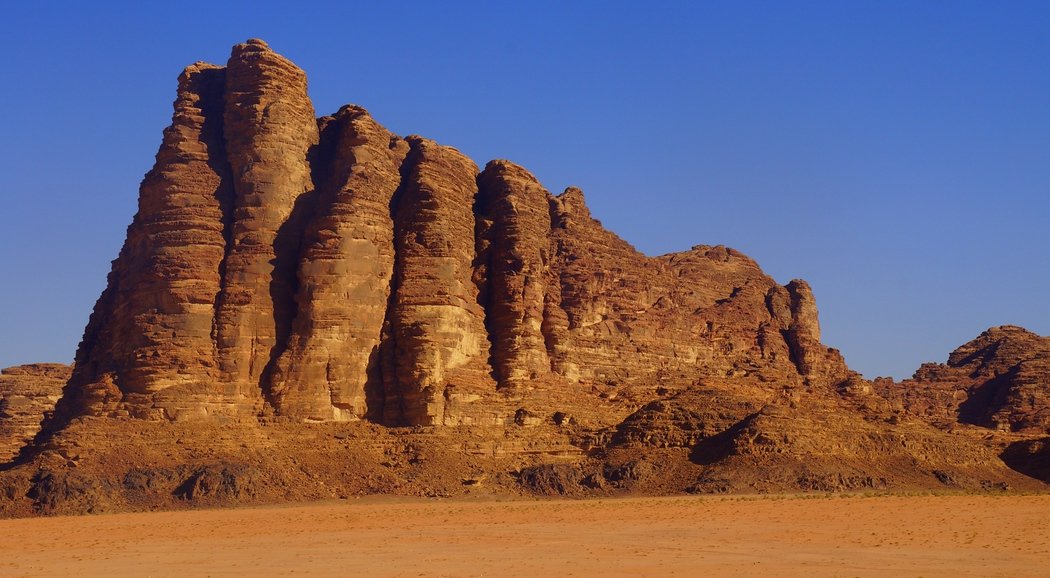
[50,39,851,431]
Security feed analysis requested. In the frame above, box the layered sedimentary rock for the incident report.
[47,40,854,431]
[0,364,69,461]
[5,39,1049,517]
[545,190,850,393]
[269,107,408,422]
[381,137,491,426]
[214,39,319,399]
[875,326,1050,433]
[53,61,233,423]
[53,39,319,424]
[475,161,554,389]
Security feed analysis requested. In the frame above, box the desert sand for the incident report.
[1,494,1047,577]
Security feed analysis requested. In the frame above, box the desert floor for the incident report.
[1,493,1048,577]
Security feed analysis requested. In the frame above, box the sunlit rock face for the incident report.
[54,40,850,428]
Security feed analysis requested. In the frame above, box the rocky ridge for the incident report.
[1,40,1048,516]
[873,326,1050,433]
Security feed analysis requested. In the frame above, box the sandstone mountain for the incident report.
[0,40,1047,516]
[51,38,849,429]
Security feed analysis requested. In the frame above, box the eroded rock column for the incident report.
[476,160,553,388]
[269,107,408,421]
[215,39,319,401]
[772,279,849,385]
[55,62,234,421]
[382,137,489,425]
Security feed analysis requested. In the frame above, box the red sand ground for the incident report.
[1,494,1048,577]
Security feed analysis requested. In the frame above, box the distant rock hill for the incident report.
[0,40,1046,516]
[875,326,1050,433]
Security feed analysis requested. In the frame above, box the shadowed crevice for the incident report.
[375,140,422,426]
[472,172,501,387]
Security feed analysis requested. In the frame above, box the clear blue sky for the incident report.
[1,1,1047,379]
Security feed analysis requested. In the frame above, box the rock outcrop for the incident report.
[214,38,319,403]
[380,137,492,426]
[0,365,69,461]
[269,106,408,422]
[54,62,233,423]
[475,161,555,390]
[875,326,1050,433]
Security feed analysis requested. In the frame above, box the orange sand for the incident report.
[1,494,1048,577]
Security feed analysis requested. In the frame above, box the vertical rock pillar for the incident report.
[382,137,490,425]
[54,62,234,421]
[476,160,553,388]
[269,107,408,421]
[215,39,319,403]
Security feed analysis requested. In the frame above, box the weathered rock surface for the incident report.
[53,62,233,425]
[475,161,554,389]
[5,40,1047,516]
[214,38,319,402]
[269,106,408,422]
[49,39,851,429]
[0,365,69,462]
[875,326,1050,433]
[380,137,492,426]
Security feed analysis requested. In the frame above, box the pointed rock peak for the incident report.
[480,159,540,184]
[553,186,591,218]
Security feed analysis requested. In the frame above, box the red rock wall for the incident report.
[53,40,853,429]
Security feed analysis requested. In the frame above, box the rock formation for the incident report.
[269,106,408,422]
[214,38,318,404]
[0,365,69,461]
[47,39,852,430]
[874,326,1050,433]
[1,40,1046,516]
